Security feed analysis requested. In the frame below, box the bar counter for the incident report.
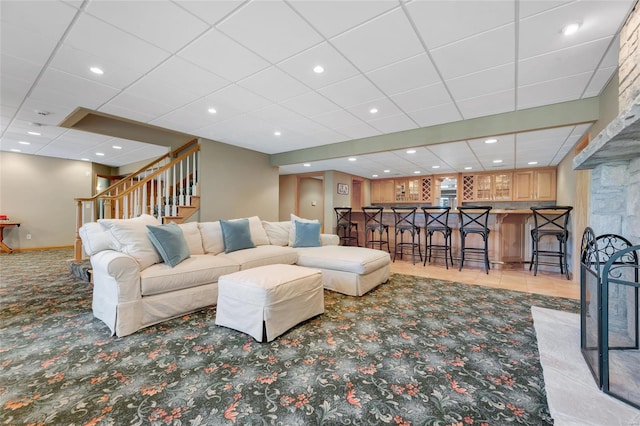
[351,209,533,268]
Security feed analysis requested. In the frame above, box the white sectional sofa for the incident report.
[79,214,390,337]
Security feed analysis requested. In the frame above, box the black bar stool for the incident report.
[458,206,492,274]
[334,207,359,246]
[362,206,390,252]
[422,206,454,269]
[391,206,422,264]
[530,206,573,279]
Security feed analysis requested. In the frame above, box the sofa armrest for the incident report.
[320,233,340,246]
[90,250,142,303]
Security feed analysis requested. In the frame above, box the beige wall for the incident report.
[198,138,279,222]
[278,175,296,221]
[298,177,323,223]
[0,152,93,250]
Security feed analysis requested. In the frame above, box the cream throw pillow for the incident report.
[98,214,162,270]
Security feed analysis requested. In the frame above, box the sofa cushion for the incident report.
[217,245,298,270]
[289,214,319,246]
[79,222,114,255]
[178,222,204,255]
[147,223,191,267]
[199,221,224,255]
[262,221,290,246]
[220,219,256,253]
[295,246,391,275]
[98,214,162,270]
[292,221,322,248]
[140,255,239,296]
[246,216,270,246]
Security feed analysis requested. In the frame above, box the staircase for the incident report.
[74,139,201,260]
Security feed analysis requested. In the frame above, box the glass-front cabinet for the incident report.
[463,172,512,202]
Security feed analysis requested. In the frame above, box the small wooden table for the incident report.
[0,221,20,253]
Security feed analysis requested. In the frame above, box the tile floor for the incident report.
[390,257,580,300]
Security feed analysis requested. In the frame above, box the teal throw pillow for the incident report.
[146,223,190,267]
[220,219,255,253]
[293,220,322,248]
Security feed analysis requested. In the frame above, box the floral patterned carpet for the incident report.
[0,249,579,425]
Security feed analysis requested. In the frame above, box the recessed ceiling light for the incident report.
[10,148,21,152]
[81,158,90,161]
[493,159,503,163]
[562,23,580,36]
[369,108,378,114]
[406,149,416,154]
[90,66,104,75]
[27,131,41,136]
[348,157,357,162]
[313,65,324,74]
[528,161,538,165]
[432,165,440,169]
[274,131,281,136]
[96,152,105,156]
[464,166,473,170]
[383,169,390,173]
[208,108,217,114]
[19,141,30,145]
[303,163,311,167]
[414,170,421,174]
[484,138,498,144]
[372,174,378,178]
[112,145,122,150]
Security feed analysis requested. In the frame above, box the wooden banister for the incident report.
[73,140,200,260]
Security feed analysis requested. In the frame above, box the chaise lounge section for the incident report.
[80,214,390,337]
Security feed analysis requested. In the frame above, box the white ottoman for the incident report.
[295,246,391,296]
[215,264,324,342]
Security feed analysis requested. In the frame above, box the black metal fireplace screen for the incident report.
[580,227,640,409]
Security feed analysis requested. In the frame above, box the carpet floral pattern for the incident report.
[0,249,579,425]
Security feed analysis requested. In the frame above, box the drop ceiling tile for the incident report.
[141,56,230,100]
[277,42,360,89]
[407,0,514,49]
[391,83,452,113]
[584,67,617,98]
[0,0,76,39]
[217,0,323,63]
[368,113,417,134]
[346,97,404,122]
[280,91,340,118]
[205,84,272,117]
[30,68,120,111]
[174,0,244,25]
[318,75,385,108]
[49,45,146,90]
[17,99,75,126]
[331,9,424,72]
[518,37,612,86]
[311,109,364,130]
[519,0,633,59]
[86,1,208,53]
[237,67,310,103]
[152,105,219,133]
[447,63,515,101]
[518,1,572,19]
[457,89,515,119]
[0,74,33,109]
[334,121,381,140]
[103,92,177,119]
[290,0,398,39]
[178,28,270,82]
[406,102,462,128]
[64,14,170,74]
[518,72,592,110]
[366,53,441,96]
[0,22,62,66]
[431,24,515,80]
